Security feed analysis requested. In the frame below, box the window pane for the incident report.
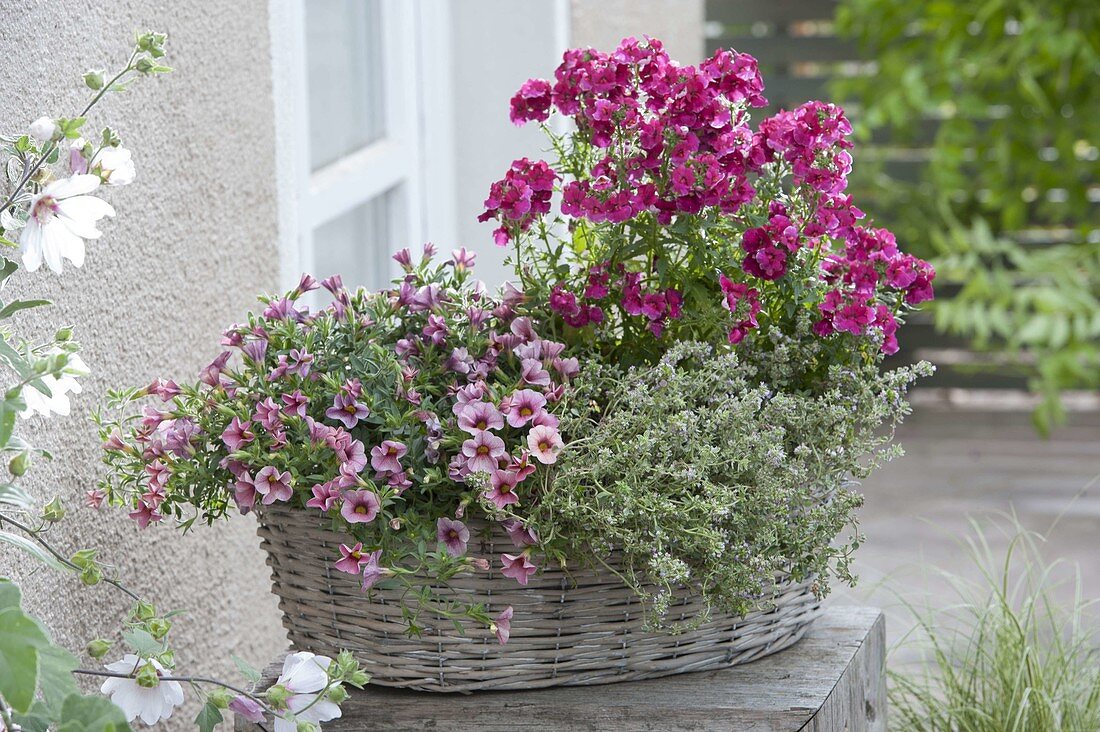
[312,189,398,291]
[306,0,385,171]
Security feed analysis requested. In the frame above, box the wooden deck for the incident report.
[828,406,1100,646]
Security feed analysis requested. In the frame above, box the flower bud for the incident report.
[70,548,98,569]
[83,70,105,90]
[8,450,30,477]
[132,600,157,621]
[297,722,318,732]
[147,618,171,640]
[325,684,348,704]
[347,669,370,687]
[135,661,160,689]
[29,116,57,143]
[41,497,65,523]
[470,557,491,571]
[265,683,290,710]
[86,638,112,659]
[208,688,233,709]
[80,564,103,586]
[54,326,74,342]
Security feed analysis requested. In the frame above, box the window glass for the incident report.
[312,189,398,291]
[306,0,385,171]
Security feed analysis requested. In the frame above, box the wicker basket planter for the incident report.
[255,502,821,692]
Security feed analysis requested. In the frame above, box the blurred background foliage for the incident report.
[832,0,1100,433]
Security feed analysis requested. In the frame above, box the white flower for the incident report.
[100,655,184,726]
[20,352,88,418]
[70,137,136,186]
[273,652,341,732]
[29,116,57,142]
[19,174,115,273]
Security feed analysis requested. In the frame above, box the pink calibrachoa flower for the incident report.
[334,542,367,574]
[437,517,470,557]
[457,400,504,434]
[233,472,258,512]
[484,469,520,509]
[128,500,162,529]
[280,390,309,418]
[85,488,106,509]
[340,489,380,524]
[360,549,388,590]
[253,397,282,430]
[503,519,539,547]
[326,393,369,429]
[370,440,407,474]
[220,416,254,451]
[520,358,552,387]
[305,480,341,511]
[461,431,507,474]
[501,552,538,586]
[493,605,514,645]
[503,389,546,428]
[527,424,563,464]
[254,466,293,504]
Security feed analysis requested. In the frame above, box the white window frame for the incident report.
[270,0,456,290]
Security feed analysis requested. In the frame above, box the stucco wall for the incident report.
[572,0,705,63]
[0,1,284,726]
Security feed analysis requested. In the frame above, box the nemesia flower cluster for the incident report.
[99,37,935,643]
[99,247,572,636]
[485,36,934,366]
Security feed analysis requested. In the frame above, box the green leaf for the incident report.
[0,257,17,284]
[232,654,262,684]
[0,605,50,712]
[0,299,51,320]
[56,692,132,732]
[0,482,34,509]
[0,531,69,572]
[35,643,80,716]
[0,392,21,448]
[121,627,164,656]
[195,700,223,732]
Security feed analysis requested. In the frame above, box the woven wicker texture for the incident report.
[255,503,821,692]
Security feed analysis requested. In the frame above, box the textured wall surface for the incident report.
[571,0,705,63]
[0,0,284,727]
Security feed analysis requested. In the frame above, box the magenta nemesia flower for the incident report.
[334,542,367,574]
[340,489,380,524]
[461,431,506,474]
[254,466,294,505]
[527,424,563,464]
[501,553,538,586]
[370,440,407,474]
[457,400,504,434]
[503,389,546,428]
[326,393,369,429]
[436,517,470,557]
[494,605,514,645]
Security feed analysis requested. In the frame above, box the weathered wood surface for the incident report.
[234,605,885,732]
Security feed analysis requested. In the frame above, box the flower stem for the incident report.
[72,668,272,710]
[0,510,142,602]
[0,50,138,215]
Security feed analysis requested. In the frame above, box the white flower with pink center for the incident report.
[19,174,115,273]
